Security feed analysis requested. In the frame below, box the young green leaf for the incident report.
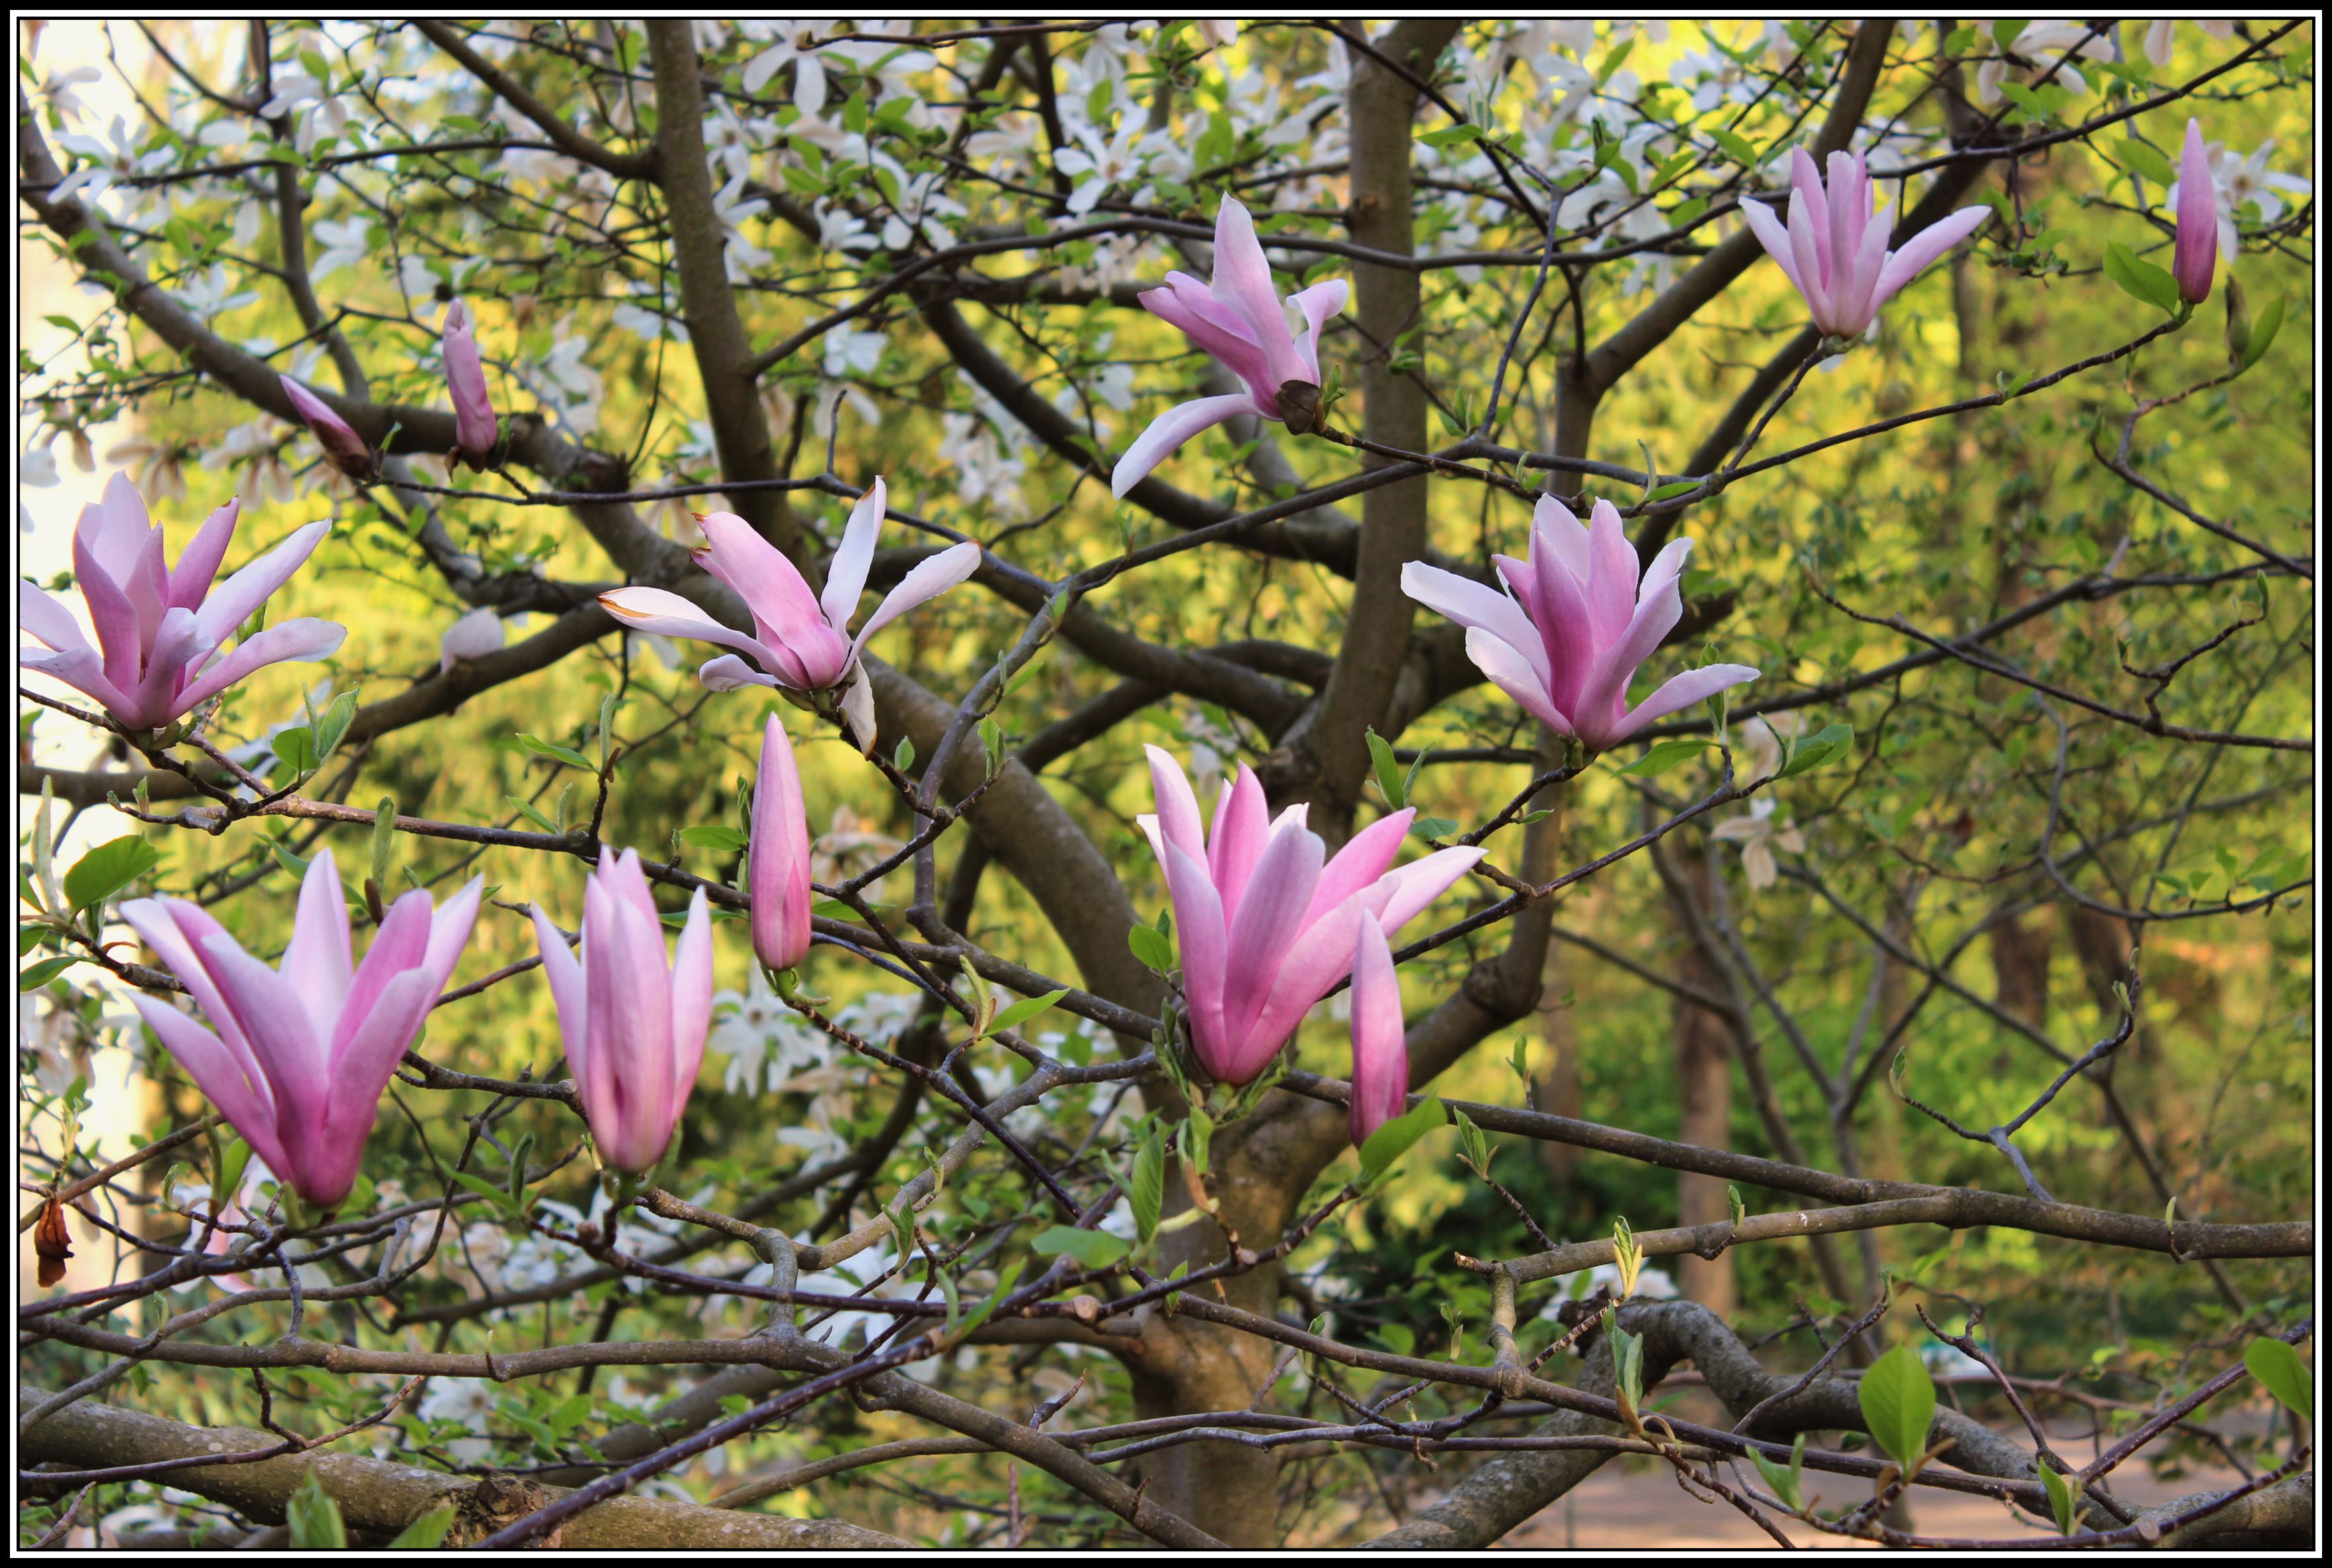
[1618,736,1711,777]
[677,824,749,852]
[1130,1124,1165,1247]
[1358,1096,1446,1185]
[1366,727,1406,809]
[1750,1433,1807,1509]
[286,1472,348,1549]
[948,1254,1027,1345]
[1031,1226,1131,1270]
[2101,239,2181,316]
[1128,923,1175,972]
[1857,1342,1937,1471]
[2244,1337,2313,1421]
[370,795,399,890]
[986,988,1069,1037]
[1610,1325,1644,1417]
[63,836,160,911]
[387,1504,457,1549]
[2239,293,2287,373]
[2038,1460,2081,1535]
[1776,722,1854,779]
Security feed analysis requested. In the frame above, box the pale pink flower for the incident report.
[1740,149,1989,338]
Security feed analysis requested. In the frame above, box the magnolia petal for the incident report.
[597,587,774,665]
[1462,627,1573,734]
[1374,846,1487,937]
[420,877,484,999]
[279,847,355,1042]
[1236,899,1366,1086]
[1161,838,1230,1078]
[1400,561,1550,688]
[18,645,137,727]
[750,714,813,972]
[1571,538,1693,750]
[1287,278,1348,385]
[1871,206,1989,314]
[310,966,436,1206]
[1306,809,1415,930]
[1583,499,1642,654]
[2173,119,2218,304]
[849,539,981,660]
[1144,745,1209,866]
[1206,763,1272,923]
[531,904,588,1078]
[698,653,779,692]
[1110,393,1258,497]
[18,580,91,653]
[168,498,242,613]
[131,996,289,1177]
[1143,281,1277,401]
[1346,919,1407,1147]
[836,663,879,755]
[1604,663,1762,747]
[1220,811,1327,1046]
[169,618,346,719]
[669,889,714,1116]
[333,887,433,1062]
[1209,195,1309,391]
[820,477,885,631]
[1740,194,1805,296]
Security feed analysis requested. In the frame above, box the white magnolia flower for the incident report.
[202,417,299,509]
[103,435,188,503]
[21,442,61,488]
[712,172,772,283]
[438,607,505,671]
[2142,17,2235,69]
[810,806,905,904]
[51,115,149,204]
[1975,21,2116,106]
[1711,797,1805,891]
[309,216,371,281]
[39,64,103,124]
[415,1377,497,1465]
[1921,1339,1992,1379]
[173,264,260,322]
[257,72,356,154]
[709,969,833,1094]
[822,325,887,379]
[1056,118,1153,216]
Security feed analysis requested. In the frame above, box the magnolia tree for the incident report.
[16,18,2317,1551]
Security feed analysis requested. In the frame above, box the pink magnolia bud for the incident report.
[121,852,482,1209]
[442,298,499,460]
[1348,918,1408,1147]
[2173,119,2219,305]
[279,374,373,478]
[750,714,813,972]
[531,848,712,1174]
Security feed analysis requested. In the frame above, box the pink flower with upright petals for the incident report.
[121,850,483,1209]
[19,471,344,734]
[279,374,373,477]
[442,299,498,460]
[1347,919,1407,1147]
[1739,149,1989,338]
[1139,746,1482,1088]
[531,848,713,1174]
[597,477,980,751]
[1401,495,1759,753]
[1111,194,1348,495]
[749,714,813,973]
[2173,119,2217,305]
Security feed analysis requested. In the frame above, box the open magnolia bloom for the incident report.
[1140,746,1482,1088]
[121,851,482,1209]
[1111,194,1347,495]
[1402,495,1759,753]
[1740,148,1988,340]
[1346,919,1407,1146]
[598,478,980,751]
[19,471,344,734]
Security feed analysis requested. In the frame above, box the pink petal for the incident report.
[1144,745,1208,865]
[19,581,91,654]
[694,511,831,638]
[1220,811,1325,1046]
[1871,206,1989,314]
[583,872,677,1173]
[18,645,138,728]
[1143,281,1275,401]
[72,515,149,696]
[1530,520,1600,715]
[1740,195,1805,297]
[196,934,335,1191]
[1287,278,1348,385]
[1400,561,1550,688]
[310,966,436,1206]
[1346,919,1407,1147]
[336,887,434,1059]
[1161,838,1230,1075]
[698,653,780,691]
[1605,663,1763,746]
[1785,186,1833,330]
[1374,846,1488,936]
[119,898,262,1074]
[168,618,346,718]
[1206,763,1272,923]
[1208,196,1309,392]
[132,996,289,1179]
[2173,119,2217,304]
[819,477,885,631]
[443,299,498,455]
[168,499,241,613]
[1307,809,1415,929]
[1582,499,1641,655]
[1789,147,1833,289]
[1236,900,1366,1084]
[279,847,354,1040]
[849,539,980,661]
[421,877,484,998]
[1462,627,1573,734]
[531,904,588,1077]
[598,587,785,673]
[668,889,714,1118]
[1111,393,1258,497]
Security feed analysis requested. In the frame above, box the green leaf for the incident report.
[272,726,320,777]
[286,1472,348,1550]
[514,732,594,771]
[1610,1325,1644,1415]
[1031,1226,1130,1270]
[370,795,399,891]
[893,736,916,773]
[312,689,358,760]
[1992,19,2030,52]
[987,987,1069,1037]
[2244,1337,2312,1421]
[387,1504,456,1549]
[1130,1124,1164,1246]
[19,955,76,990]
[1419,123,1482,149]
[1366,727,1406,809]
[1776,722,1854,779]
[1646,479,1700,501]
[2239,293,2286,373]
[1128,924,1175,972]
[64,836,160,911]
[447,1169,521,1217]
[1710,128,1758,166]
[1858,1342,1937,1470]
[2038,1460,2080,1535]
[1751,1433,1807,1509]
[948,1254,1025,1344]
[1595,34,1636,88]
[2101,239,2181,316]
[1618,737,1711,777]
[1451,1106,1491,1175]
[1358,1096,1446,1185]
[505,795,560,834]
[1410,816,1458,840]
[677,824,749,852]
[2117,135,2175,188]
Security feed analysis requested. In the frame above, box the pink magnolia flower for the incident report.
[598,478,980,751]
[1140,747,1482,1087]
[2173,119,2217,305]
[531,848,713,1174]
[1740,149,1989,338]
[1347,919,1407,1146]
[1401,495,1759,753]
[750,714,813,973]
[279,374,373,477]
[19,471,344,733]
[442,299,498,460]
[1111,194,1348,495]
[121,850,483,1209]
